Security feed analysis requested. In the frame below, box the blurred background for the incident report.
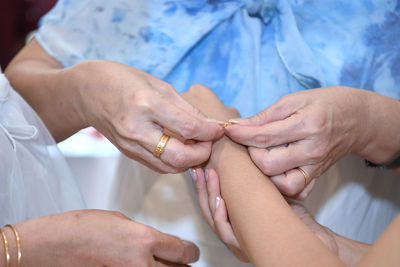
[1,0,120,209]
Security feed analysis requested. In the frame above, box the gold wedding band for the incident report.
[153,134,170,158]
[296,167,309,187]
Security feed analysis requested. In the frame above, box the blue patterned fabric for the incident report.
[37,0,400,118]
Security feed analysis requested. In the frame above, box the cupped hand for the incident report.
[192,168,338,261]
[70,60,223,173]
[225,86,369,199]
[15,209,199,267]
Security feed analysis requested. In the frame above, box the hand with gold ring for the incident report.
[153,134,170,158]
[224,87,400,200]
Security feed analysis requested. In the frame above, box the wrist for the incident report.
[354,90,400,164]
[61,61,95,130]
[0,226,19,267]
[346,88,373,157]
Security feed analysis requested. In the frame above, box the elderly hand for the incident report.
[68,60,223,173]
[192,167,339,262]
[6,39,223,174]
[11,210,199,267]
[224,86,374,199]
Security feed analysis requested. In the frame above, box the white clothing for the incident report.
[0,73,85,225]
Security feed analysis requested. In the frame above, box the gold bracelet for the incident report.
[0,228,10,267]
[5,225,21,267]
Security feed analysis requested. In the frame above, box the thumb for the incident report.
[228,99,294,127]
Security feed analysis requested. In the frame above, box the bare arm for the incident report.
[5,38,85,141]
[182,84,400,267]
[5,39,223,173]
[182,85,342,266]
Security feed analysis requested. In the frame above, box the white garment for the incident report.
[0,73,85,225]
[110,154,399,266]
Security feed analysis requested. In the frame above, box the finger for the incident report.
[226,94,301,127]
[154,257,191,267]
[140,129,213,170]
[160,138,212,170]
[295,178,317,201]
[192,168,215,229]
[206,169,221,217]
[225,114,306,148]
[152,98,223,141]
[153,234,200,264]
[117,141,182,173]
[214,198,240,248]
[269,166,313,197]
[248,142,314,176]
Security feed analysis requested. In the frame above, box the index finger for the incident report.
[225,114,306,148]
[153,233,200,264]
[152,98,223,141]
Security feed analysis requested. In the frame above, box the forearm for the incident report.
[182,86,343,266]
[5,39,88,141]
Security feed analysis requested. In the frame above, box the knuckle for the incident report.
[170,151,190,169]
[253,133,270,147]
[280,177,300,196]
[138,228,157,247]
[116,122,142,142]
[304,117,325,136]
[160,83,175,92]
[259,154,276,175]
[135,92,156,113]
[180,120,198,139]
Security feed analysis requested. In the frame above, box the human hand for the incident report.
[11,209,199,267]
[191,168,249,262]
[69,60,223,173]
[225,86,370,199]
[192,168,339,261]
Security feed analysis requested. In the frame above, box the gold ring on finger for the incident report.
[296,167,309,187]
[153,134,170,158]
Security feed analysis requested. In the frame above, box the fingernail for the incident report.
[182,240,200,262]
[228,119,240,124]
[205,169,209,181]
[216,196,221,209]
[189,168,197,181]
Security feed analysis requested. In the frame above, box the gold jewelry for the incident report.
[0,228,10,267]
[219,120,239,128]
[296,167,309,187]
[153,134,170,158]
[5,225,21,267]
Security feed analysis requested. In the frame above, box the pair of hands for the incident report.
[192,167,338,262]
[13,210,199,267]
[74,60,367,199]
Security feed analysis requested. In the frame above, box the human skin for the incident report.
[182,84,400,267]
[224,87,400,199]
[5,38,223,174]
[0,210,199,267]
